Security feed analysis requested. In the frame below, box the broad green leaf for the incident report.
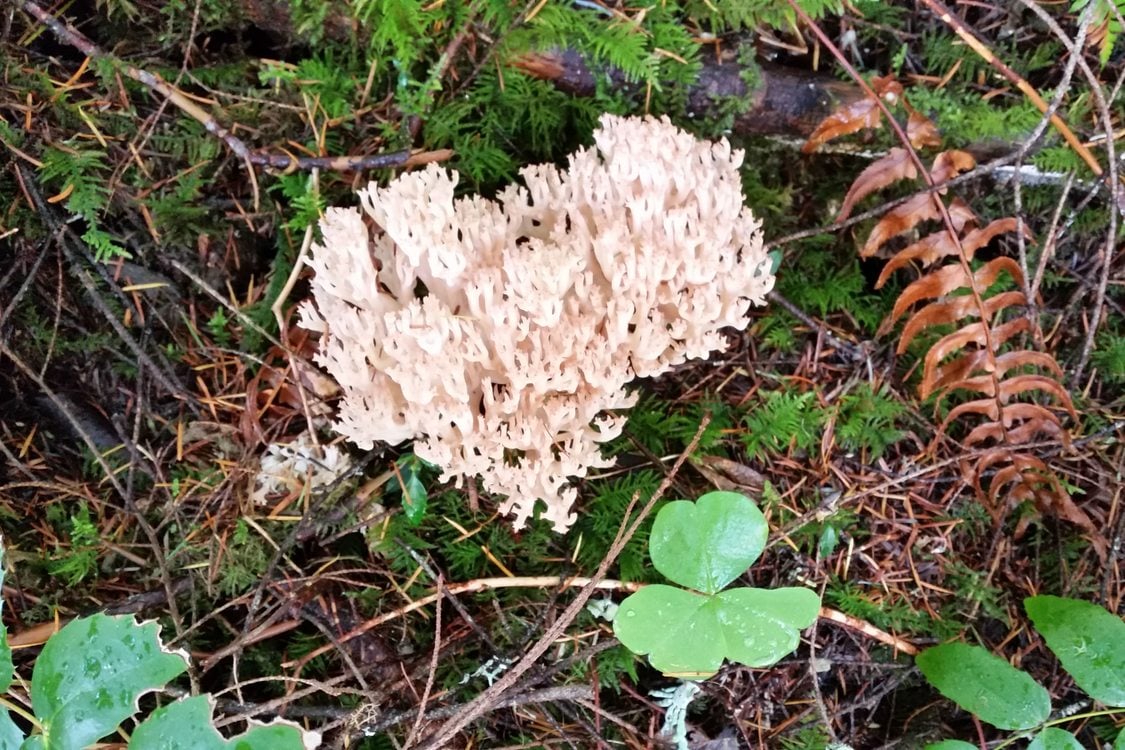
[400,470,427,525]
[615,586,723,676]
[129,696,317,749]
[924,742,977,750]
[715,587,821,667]
[1116,726,1125,750]
[0,710,24,750]
[649,492,767,594]
[1027,728,1084,750]
[768,249,783,274]
[613,584,819,677]
[916,642,1051,730]
[31,614,187,750]
[1025,595,1125,706]
[0,543,25,750]
[0,542,12,692]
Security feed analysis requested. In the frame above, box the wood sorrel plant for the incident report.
[612,491,820,679]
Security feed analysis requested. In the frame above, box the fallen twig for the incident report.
[18,0,448,191]
[280,575,645,673]
[415,415,713,749]
[346,685,595,741]
[818,606,918,656]
[916,0,1105,180]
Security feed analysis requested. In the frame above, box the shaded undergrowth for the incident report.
[1,0,1123,747]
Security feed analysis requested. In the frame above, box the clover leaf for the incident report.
[614,491,820,678]
[650,491,767,594]
[614,584,820,677]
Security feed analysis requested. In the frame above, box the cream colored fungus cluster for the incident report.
[299,114,773,531]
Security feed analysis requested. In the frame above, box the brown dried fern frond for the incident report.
[804,91,1104,555]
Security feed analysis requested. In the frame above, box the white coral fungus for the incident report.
[299,114,773,531]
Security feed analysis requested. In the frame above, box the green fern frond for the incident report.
[573,470,662,582]
[617,394,672,455]
[39,143,111,220]
[1032,145,1092,175]
[1071,0,1125,65]
[906,87,1042,147]
[757,312,799,352]
[593,643,640,691]
[357,0,432,64]
[742,390,826,460]
[81,225,129,261]
[272,173,326,231]
[825,580,943,638]
[1093,326,1125,385]
[681,0,843,31]
[834,383,906,459]
[664,399,733,454]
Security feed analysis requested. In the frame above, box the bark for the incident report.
[226,0,863,141]
[513,49,865,138]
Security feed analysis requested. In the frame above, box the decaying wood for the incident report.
[513,49,865,138]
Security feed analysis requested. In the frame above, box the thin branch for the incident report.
[345,686,595,741]
[1015,0,1122,381]
[415,415,713,749]
[18,0,447,181]
[916,0,1104,178]
[404,575,443,749]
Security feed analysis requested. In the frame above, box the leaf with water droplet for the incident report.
[1025,595,1125,707]
[31,614,187,749]
[613,584,819,677]
[1027,728,1084,750]
[0,543,21,748]
[916,642,1050,730]
[0,709,24,749]
[0,544,12,693]
[649,491,767,595]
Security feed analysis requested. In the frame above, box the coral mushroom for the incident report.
[299,114,773,531]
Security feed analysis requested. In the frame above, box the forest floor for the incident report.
[0,1,1123,748]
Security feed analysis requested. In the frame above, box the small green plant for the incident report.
[1071,0,1124,65]
[0,546,318,750]
[917,595,1125,749]
[613,491,820,678]
[45,504,100,587]
[387,452,434,526]
[742,389,826,460]
[214,518,270,597]
[834,383,906,460]
[1093,326,1125,386]
[204,308,233,349]
[38,143,128,261]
